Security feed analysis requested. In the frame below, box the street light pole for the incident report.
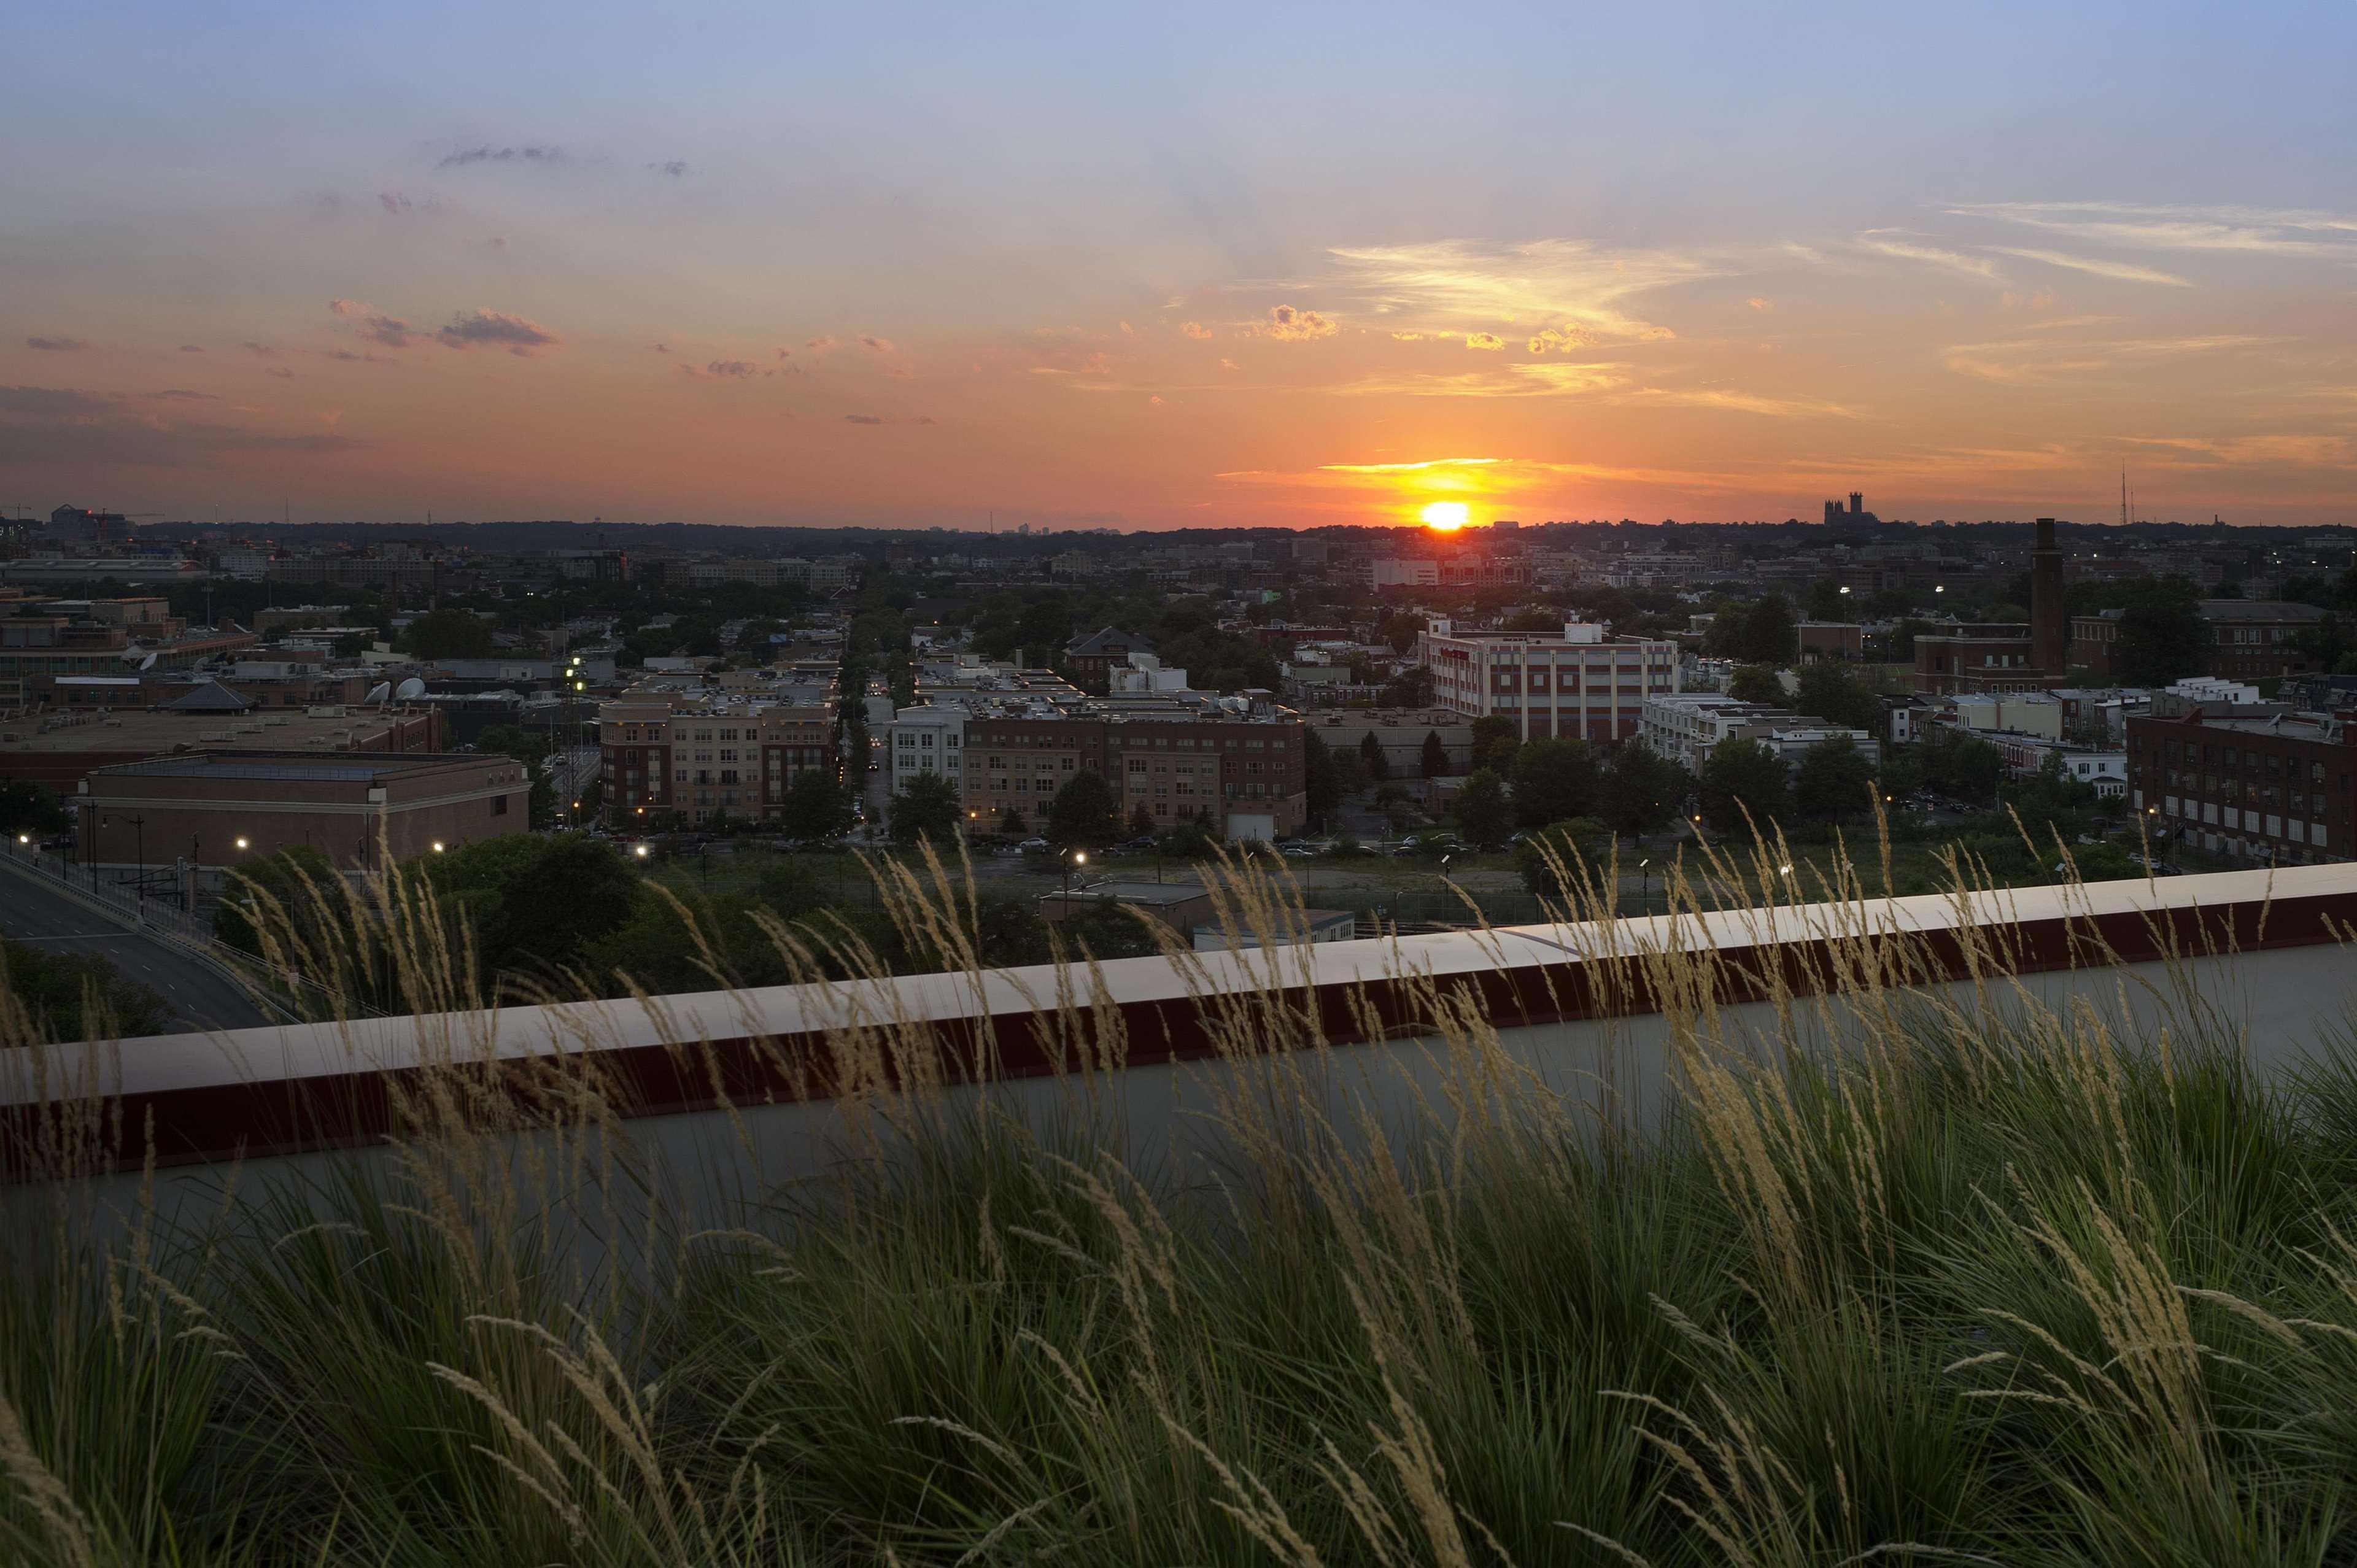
[126,813,146,913]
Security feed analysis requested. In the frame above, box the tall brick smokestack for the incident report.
[2031,517,2067,676]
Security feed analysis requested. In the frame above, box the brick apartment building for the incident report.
[2073,600,2330,682]
[76,750,532,870]
[1417,619,1679,744]
[2126,707,2357,865]
[961,703,1308,840]
[1061,628,1156,695]
[597,693,837,825]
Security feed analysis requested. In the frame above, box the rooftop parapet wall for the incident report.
[7,863,2356,1180]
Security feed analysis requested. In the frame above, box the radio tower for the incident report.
[2120,469,2129,528]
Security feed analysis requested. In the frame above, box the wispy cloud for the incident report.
[1317,457,1502,475]
[1854,230,1998,279]
[1620,387,1861,419]
[1464,332,1505,351]
[1331,360,1633,398]
[843,412,936,425]
[25,336,88,352]
[435,308,560,355]
[0,383,363,466]
[2118,432,2350,468]
[1316,237,1729,340]
[680,360,757,379]
[1987,247,2193,286]
[1941,331,2272,382]
[1949,201,2357,257]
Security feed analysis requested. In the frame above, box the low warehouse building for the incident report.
[75,751,533,871]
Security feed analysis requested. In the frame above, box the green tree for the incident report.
[215,844,345,958]
[1451,768,1513,849]
[1377,611,1426,654]
[1728,663,1784,705]
[1877,746,1926,801]
[1805,578,1847,620]
[0,779,72,839]
[998,805,1028,835]
[781,770,854,842]
[1302,728,1342,825]
[1418,729,1451,779]
[1046,769,1122,849]
[1794,662,1882,732]
[1358,732,1390,782]
[1740,595,1797,664]
[1921,727,2005,806]
[2114,584,2216,687]
[888,771,962,846]
[401,607,497,660]
[1515,817,1614,900]
[1509,738,1599,828]
[476,723,551,769]
[1700,739,1789,836]
[1381,667,1434,707]
[1,938,169,1041]
[1600,740,1690,841]
[1468,716,1520,774]
[1128,801,1158,839]
[1792,737,1878,821]
[482,837,642,977]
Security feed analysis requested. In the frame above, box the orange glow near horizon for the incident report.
[1421,501,1470,531]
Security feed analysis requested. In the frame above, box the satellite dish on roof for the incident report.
[393,677,426,701]
[138,652,157,670]
[364,681,392,705]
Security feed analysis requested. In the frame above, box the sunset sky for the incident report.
[8,1,2357,530]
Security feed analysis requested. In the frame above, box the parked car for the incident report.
[1018,837,1052,852]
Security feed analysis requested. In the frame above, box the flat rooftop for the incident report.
[0,706,412,754]
[90,751,482,784]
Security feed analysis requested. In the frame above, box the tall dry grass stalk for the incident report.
[0,824,2349,1564]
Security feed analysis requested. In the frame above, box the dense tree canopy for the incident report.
[1600,741,1690,840]
[1792,737,1878,821]
[0,780,72,839]
[781,770,856,843]
[1700,739,1789,836]
[401,608,497,661]
[1728,663,1785,706]
[2,939,168,1041]
[2113,582,2216,687]
[1451,768,1513,849]
[1046,770,1121,849]
[1509,739,1599,828]
[889,772,963,846]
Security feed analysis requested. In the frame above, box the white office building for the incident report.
[1420,619,1679,744]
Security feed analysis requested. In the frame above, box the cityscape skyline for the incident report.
[9,1,2357,528]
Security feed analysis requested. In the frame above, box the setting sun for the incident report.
[1421,501,1470,531]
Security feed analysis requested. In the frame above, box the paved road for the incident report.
[0,871,273,1034]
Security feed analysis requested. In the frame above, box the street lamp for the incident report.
[633,843,651,859]
[234,836,249,851]
[431,841,446,853]
[1638,857,1651,916]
